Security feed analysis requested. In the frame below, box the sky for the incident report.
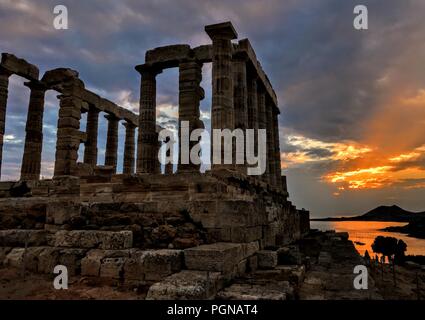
[0,0,424,217]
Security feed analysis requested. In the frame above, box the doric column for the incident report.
[247,76,258,132]
[136,65,161,174]
[104,114,119,171]
[257,88,267,182]
[0,68,11,179]
[54,90,83,177]
[178,59,204,172]
[233,54,248,174]
[272,107,282,189]
[205,22,238,171]
[83,105,99,167]
[266,101,276,186]
[20,81,46,180]
[123,121,136,174]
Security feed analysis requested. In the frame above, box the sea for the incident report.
[310,221,425,257]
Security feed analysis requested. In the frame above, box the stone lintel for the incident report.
[41,68,80,89]
[205,21,238,40]
[193,45,213,63]
[23,80,48,91]
[237,39,278,109]
[0,53,39,81]
[145,44,191,67]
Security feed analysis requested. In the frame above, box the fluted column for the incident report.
[233,54,248,173]
[54,92,83,177]
[104,114,119,171]
[20,81,46,180]
[205,22,238,171]
[266,102,276,186]
[136,66,161,174]
[178,59,204,172]
[0,68,11,179]
[247,76,259,133]
[123,121,136,174]
[257,88,267,182]
[272,108,282,189]
[83,105,99,167]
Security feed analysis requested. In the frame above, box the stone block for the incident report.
[0,229,49,246]
[141,249,183,281]
[54,230,133,250]
[247,256,258,272]
[241,241,260,258]
[4,248,25,268]
[257,250,278,269]
[146,270,223,300]
[184,243,243,273]
[237,259,247,277]
[230,226,262,243]
[216,283,287,300]
[81,249,105,276]
[123,256,144,281]
[46,201,81,225]
[38,247,60,273]
[1,53,39,80]
[81,249,131,277]
[58,248,87,275]
[100,257,125,279]
[277,246,302,265]
[0,247,12,266]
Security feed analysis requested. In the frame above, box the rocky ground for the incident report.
[0,268,146,299]
[299,232,382,300]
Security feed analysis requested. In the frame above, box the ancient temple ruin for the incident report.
[0,22,310,299]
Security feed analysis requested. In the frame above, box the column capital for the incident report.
[123,120,136,129]
[205,22,238,40]
[104,113,119,122]
[135,64,162,77]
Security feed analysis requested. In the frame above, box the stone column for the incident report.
[272,107,282,189]
[257,88,267,182]
[20,81,46,180]
[0,68,11,179]
[123,121,136,174]
[54,89,83,177]
[178,59,204,172]
[104,114,119,171]
[83,105,99,167]
[247,76,258,133]
[266,101,276,186]
[205,22,238,171]
[136,66,161,174]
[233,54,249,174]
[154,129,161,174]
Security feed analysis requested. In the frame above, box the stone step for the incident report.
[146,270,224,300]
[2,246,87,275]
[0,229,51,247]
[184,242,259,274]
[81,248,183,282]
[216,282,293,300]
[54,230,133,250]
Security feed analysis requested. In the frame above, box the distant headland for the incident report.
[311,205,425,239]
[311,205,425,222]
